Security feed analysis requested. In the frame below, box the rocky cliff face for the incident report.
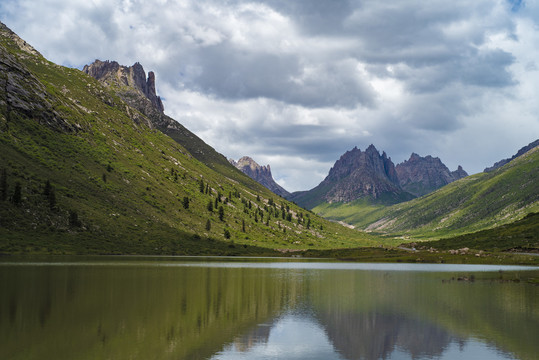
[83,60,164,113]
[231,156,290,198]
[322,145,404,202]
[484,139,539,172]
[289,145,414,208]
[396,153,468,197]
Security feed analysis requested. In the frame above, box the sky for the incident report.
[1,0,538,192]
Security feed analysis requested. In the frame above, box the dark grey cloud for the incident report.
[181,45,375,108]
[263,0,353,35]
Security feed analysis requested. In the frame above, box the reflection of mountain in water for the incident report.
[315,311,459,360]
[232,323,273,352]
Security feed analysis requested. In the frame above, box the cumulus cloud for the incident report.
[1,0,538,191]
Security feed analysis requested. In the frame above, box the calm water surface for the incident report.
[1,256,538,360]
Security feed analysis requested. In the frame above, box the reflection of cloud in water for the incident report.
[212,312,346,360]
[212,310,516,360]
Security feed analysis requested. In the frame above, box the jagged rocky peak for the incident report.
[231,156,290,198]
[290,144,470,209]
[395,153,467,197]
[317,144,409,204]
[327,144,399,186]
[233,156,271,173]
[83,60,164,113]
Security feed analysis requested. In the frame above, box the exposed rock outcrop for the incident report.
[83,60,164,113]
[231,156,290,198]
[0,22,76,133]
[396,153,468,197]
[484,139,539,172]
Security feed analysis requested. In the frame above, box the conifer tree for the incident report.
[182,196,189,209]
[12,182,21,205]
[242,219,246,232]
[48,186,56,210]
[43,179,51,196]
[218,205,224,221]
[199,179,204,193]
[205,219,211,231]
[0,168,7,201]
[69,210,81,227]
[207,199,213,212]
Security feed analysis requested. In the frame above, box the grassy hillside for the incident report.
[313,147,539,240]
[0,23,386,255]
[418,212,539,252]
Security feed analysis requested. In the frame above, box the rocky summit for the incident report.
[321,145,402,202]
[231,157,290,198]
[290,145,415,208]
[83,60,164,113]
[396,153,468,197]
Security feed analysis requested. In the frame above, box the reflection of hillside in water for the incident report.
[315,311,458,360]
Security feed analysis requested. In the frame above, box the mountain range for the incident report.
[289,145,467,209]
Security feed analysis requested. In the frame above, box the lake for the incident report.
[1,256,538,360]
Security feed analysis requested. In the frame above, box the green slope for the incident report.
[418,212,539,252]
[313,146,539,240]
[0,22,384,255]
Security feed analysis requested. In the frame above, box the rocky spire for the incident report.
[83,60,164,113]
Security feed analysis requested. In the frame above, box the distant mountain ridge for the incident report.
[289,145,467,209]
[484,139,539,172]
[230,157,290,198]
